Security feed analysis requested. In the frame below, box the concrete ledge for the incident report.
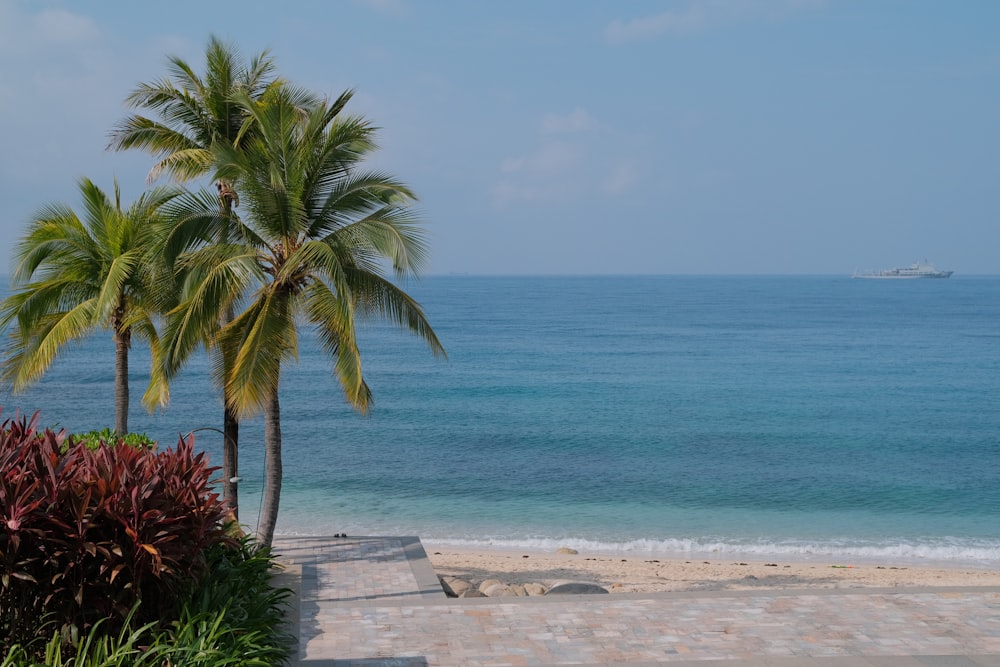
[293,656,1000,667]
[525,658,1000,667]
[397,536,448,600]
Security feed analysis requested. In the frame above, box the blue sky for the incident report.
[1,0,997,275]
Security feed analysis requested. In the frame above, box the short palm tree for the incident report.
[107,35,314,515]
[162,85,445,546]
[0,178,178,434]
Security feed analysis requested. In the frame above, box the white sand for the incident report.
[426,545,1000,593]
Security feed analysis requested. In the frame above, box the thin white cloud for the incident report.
[494,141,587,205]
[500,141,583,176]
[0,3,152,192]
[33,8,101,44]
[542,108,594,134]
[352,0,409,19]
[605,0,823,44]
[602,163,638,196]
[606,4,710,42]
[0,3,99,54]
[493,109,638,204]
[491,179,581,207]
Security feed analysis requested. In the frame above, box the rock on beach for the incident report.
[439,574,608,598]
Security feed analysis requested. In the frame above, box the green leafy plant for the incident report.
[1,610,165,667]
[68,429,157,452]
[2,539,294,666]
[0,410,234,655]
[179,536,294,661]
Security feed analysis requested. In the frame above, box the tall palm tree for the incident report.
[162,86,445,546]
[0,179,178,434]
[107,36,314,516]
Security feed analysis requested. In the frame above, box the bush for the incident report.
[0,411,235,654]
[0,611,164,667]
[159,537,294,666]
[69,428,157,452]
[1,538,294,667]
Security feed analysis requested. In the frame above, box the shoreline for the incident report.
[423,544,1000,594]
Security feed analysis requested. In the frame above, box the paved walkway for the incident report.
[273,536,1000,667]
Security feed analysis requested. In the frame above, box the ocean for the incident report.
[2,275,998,566]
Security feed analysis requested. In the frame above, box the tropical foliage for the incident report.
[70,428,157,451]
[0,33,442,661]
[0,411,233,651]
[0,539,292,666]
[160,84,445,545]
[107,35,281,184]
[0,179,177,434]
[108,36,319,518]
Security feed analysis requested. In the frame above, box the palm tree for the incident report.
[107,36,314,516]
[162,85,445,546]
[0,179,178,434]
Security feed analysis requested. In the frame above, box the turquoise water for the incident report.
[3,276,998,564]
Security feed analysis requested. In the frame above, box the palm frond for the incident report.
[129,314,170,411]
[0,300,98,392]
[160,188,252,265]
[166,53,205,94]
[150,148,215,184]
[94,249,142,325]
[342,268,445,358]
[217,287,297,418]
[161,247,262,377]
[350,206,429,275]
[11,208,90,284]
[107,114,198,158]
[301,279,372,412]
[245,47,278,98]
[308,169,416,239]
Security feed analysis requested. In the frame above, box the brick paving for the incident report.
[273,536,1000,667]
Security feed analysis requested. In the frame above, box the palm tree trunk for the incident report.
[257,384,282,547]
[222,406,239,518]
[113,327,129,435]
[218,198,241,518]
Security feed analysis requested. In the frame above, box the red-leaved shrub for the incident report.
[0,410,234,649]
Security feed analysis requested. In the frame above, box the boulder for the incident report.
[439,576,474,598]
[458,588,485,598]
[481,582,518,597]
[523,582,548,596]
[544,581,609,595]
[478,578,505,594]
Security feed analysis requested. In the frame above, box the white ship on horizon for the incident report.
[853,260,953,279]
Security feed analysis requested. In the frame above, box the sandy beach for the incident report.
[426,545,1000,594]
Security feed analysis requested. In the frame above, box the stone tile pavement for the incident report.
[272,536,1000,667]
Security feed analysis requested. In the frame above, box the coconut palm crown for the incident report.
[107,35,279,184]
[0,179,179,434]
[161,85,445,545]
[107,35,317,515]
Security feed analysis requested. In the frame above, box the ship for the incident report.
[853,260,953,279]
